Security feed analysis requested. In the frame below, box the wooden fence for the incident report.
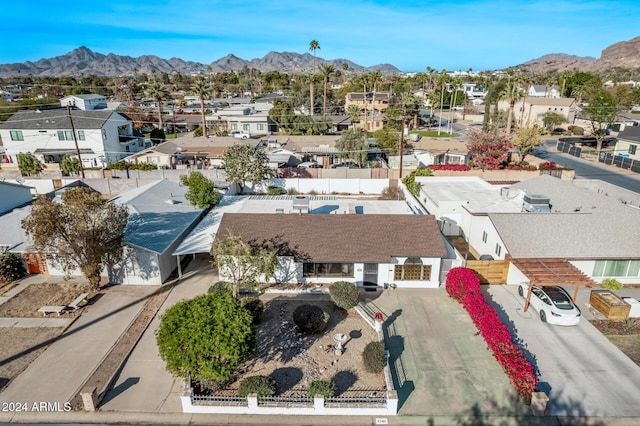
[466,260,509,284]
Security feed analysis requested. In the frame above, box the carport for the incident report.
[510,258,597,312]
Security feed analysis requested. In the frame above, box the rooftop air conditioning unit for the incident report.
[522,194,551,213]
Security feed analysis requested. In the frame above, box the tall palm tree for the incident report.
[499,77,524,135]
[145,77,169,132]
[309,40,320,70]
[319,63,336,119]
[191,77,212,138]
[436,70,449,135]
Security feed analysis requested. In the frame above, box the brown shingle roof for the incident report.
[216,213,446,262]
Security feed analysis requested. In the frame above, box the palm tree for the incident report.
[309,40,320,70]
[319,63,336,119]
[191,77,211,138]
[346,104,361,127]
[145,77,170,132]
[499,77,524,135]
[436,70,449,135]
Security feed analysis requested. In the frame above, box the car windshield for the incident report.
[546,287,574,310]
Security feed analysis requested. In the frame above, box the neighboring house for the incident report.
[0,181,32,214]
[60,94,108,110]
[215,213,447,288]
[0,90,12,101]
[209,104,277,135]
[106,180,208,285]
[527,85,560,98]
[345,92,391,132]
[613,125,640,161]
[0,109,146,167]
[418,175,640,286]
[502,97,577,127]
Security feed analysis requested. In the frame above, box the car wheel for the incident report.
[540,310,547,323]
[518,286,523,297]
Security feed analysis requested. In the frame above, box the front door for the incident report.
[363,263,378,289]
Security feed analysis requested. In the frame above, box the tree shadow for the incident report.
[269,367,302,395]
[331,370,357,396]
[453,388,607,426]
[100,376,140,405]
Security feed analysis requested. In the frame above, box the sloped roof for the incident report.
[618,126,640,143]
[110,179,207,254]
[524,97,575,107]
[216,213,446,262]
[1,109,122,130]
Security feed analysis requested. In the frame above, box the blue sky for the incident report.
[4,0,639,72]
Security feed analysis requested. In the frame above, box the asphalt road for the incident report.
[534,140,640,193]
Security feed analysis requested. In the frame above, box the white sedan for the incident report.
[518,284,581,326]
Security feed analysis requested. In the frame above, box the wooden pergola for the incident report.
[510,258,598,312]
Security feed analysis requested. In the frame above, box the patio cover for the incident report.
[510,258,597,311]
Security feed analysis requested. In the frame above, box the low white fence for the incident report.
[181,390,397,415]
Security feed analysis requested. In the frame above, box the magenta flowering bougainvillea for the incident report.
[429,164,472,171]
[466,129,513,171]
[538,161,559,170]
[445,267,538,404]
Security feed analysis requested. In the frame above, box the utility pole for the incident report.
[66,105,85,178]
[399,102,406,179]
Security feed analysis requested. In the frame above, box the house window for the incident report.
[58,131,65,141]
[65,130,74,141]
[243,124,250,131]
[495,244,501,257]
[102,129,107,140]
[10,130,24,141]
[593,260,640,277]
[629,145,637,155]
[393,257,432,281]
[230,124,238,130]
[257,124,264,131]
[303,263,354,278]
[77,130,85,141]
[482,231,487,243]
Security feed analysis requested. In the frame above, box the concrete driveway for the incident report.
[485,285,640,417]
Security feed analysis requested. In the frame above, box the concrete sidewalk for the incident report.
[100,256,214,412]
[0,284,156,407]
[0,317,72,327]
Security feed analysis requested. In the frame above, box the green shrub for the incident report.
[266,186,283,196]
[193,126,203,137]
[572,126,584,136]
[293,304,329,334]
[286,187,299,195]
[308,380,335,398]
[602,278,622,291]
[237,375,276,397]
[0,250,26,284]
[208,281,230,293]
[307,189,318,196]
[150,128,166,142]
[329,281,360,310]
[241,297,264,324]
[362,341,386,373]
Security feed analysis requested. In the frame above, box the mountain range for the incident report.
[2,36,640,78]
[0,47,400,78]
[518,36,640,73]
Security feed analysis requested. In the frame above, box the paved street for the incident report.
[485,285,640,417]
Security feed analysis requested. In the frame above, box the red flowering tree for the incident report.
[445,267,538,404]
[466,129,513,170]
[429,164,471,171]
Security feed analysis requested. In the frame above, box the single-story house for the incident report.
[0,181,32,215]
[613,125,640,161]
[215,213,447,288]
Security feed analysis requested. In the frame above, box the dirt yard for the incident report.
[0,283,91,318]
[590,319,640,366]
[205,294,386,397]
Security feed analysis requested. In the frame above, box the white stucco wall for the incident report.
[506,262,530,285]
[467,215,505,260]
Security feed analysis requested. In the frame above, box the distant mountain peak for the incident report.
[0,47,401,77]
